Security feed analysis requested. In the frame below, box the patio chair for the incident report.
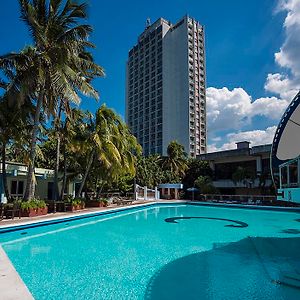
[0,203,4,221]
[5,202,21,219]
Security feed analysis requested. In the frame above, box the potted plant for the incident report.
[37,199,48,215]
[67,198,85,211]
[100,199,108,207]
[86,198,108,208]
[21,200,37,217]
[21,199,48,217]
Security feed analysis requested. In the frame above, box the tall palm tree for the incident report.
[0,0,104,200]
[162,141,188,177]
[59,108,86,199]
[0,97,32,201]
[75,105,141,198]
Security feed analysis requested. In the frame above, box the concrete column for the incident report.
[256,157,262,174]
[175,189,178,199]
[144,186,147,201]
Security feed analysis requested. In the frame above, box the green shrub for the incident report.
[20,199,46,210]
[72,198,84,206]
[64,195,74,203]
[101,198,108,205]
[93,198,108,204]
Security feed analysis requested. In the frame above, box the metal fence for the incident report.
[202,194,276,204]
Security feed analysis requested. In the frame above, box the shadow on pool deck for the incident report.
[144,237,300,300]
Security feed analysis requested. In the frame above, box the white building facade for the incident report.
[0,162,77,203]
[126,16,207,157]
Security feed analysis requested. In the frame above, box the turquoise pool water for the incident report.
[1,204,300,299]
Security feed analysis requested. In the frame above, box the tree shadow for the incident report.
[144,237,300,300]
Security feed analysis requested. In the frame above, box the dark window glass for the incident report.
[289,162,298,185]
[11,181,17,194]
[18,181,24,195]
[281,166,288,186]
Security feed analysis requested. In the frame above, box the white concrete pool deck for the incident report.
[0,246,34,300]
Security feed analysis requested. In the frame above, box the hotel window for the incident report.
[10,180,24,197]
[289,162,298,186]
[280,166,288,188]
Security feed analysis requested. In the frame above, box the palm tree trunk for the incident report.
[1,143,10,202]
[60,144,67,200]
[23,93,43,200]
[76,150,94,198]
[96,182,104,199]
[54,101,63,201]
[54,136,61,200]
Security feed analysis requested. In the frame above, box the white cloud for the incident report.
[250,96,288,120]
[208,126,277,153]
[264,73,299,99]
[275,0,300,76]
[206,87,252,132]
[207,0,300,152]
[207,87,288,132]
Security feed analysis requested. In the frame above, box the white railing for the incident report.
[135,184,159,201]
[202,194,276,204]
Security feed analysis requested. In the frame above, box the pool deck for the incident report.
[0,246,34,300]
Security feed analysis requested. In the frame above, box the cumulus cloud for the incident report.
[264,73,299,99]
[208,126,277,152]
[207,87,288,132]
[275,0,300,76]
[207,0,300,152]
[206,87,252,132]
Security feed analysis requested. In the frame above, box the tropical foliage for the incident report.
[194,175,217,194]
[0,0,104,200]
[0,1,214,203]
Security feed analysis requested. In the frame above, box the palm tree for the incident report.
[232,166,255,189]
[162,141,188,178]
[0,97,32,201]
[59,108,86,199]
[136,155,165,188]
[0,0,104,200]
[75,105,141,198]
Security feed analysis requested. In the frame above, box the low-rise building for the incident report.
[0,162,77,203]
[197,142,273,195]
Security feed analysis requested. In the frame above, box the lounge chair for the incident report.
[112,197,133,206]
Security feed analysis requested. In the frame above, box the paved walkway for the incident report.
[0,246,34,300]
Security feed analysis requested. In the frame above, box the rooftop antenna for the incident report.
[146,18,151,28]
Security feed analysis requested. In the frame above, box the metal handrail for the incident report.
[202,194,276,203]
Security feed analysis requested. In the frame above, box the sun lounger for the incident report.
[112,197,133,206]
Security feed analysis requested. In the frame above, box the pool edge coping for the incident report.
[0,246,34,300]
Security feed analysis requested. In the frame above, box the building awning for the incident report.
[158,183,183,189]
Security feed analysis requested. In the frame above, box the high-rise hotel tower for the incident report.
[125,16,207,157]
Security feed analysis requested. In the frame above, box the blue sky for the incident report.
[0,0,299,151]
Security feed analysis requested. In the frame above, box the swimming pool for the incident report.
[1,203,300,299]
